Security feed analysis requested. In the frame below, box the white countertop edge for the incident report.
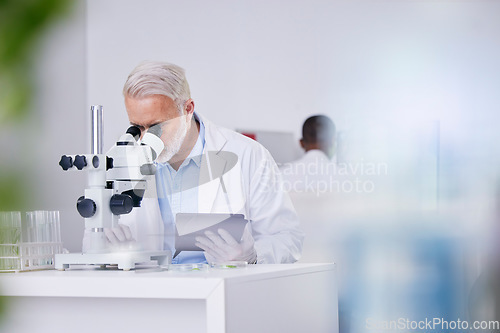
[0,263,335,299]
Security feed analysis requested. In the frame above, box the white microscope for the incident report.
[55,105,171,270]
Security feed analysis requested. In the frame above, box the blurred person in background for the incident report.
[279,115,336,193]
[278,115,338,263]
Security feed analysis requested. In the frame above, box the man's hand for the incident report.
[104,224,137,250]
[195,224,257,264]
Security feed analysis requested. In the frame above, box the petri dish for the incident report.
[210,261,248,269]
[167,263,209,272]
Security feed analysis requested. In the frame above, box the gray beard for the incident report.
[156,118,188,164]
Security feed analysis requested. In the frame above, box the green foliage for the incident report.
[0,171,28,211]
[0,295,5,325]
[0,0,72,122]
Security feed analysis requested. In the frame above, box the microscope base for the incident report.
[55,251,171,271]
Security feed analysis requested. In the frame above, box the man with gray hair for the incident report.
[105,61,303,264]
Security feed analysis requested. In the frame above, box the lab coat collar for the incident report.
[197,113,228,154]
[182,112,205,168]
[196,113,231,213]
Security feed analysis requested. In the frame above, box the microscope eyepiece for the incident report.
[140,125,165,162]
[126,126,141,140]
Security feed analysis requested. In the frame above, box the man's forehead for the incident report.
[125,94,176,107]
[125,95,180,124]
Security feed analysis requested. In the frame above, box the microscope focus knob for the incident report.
[109,194,134,215]
[59,155,73,171]
[74,155,87,170]
[77,196,96,218]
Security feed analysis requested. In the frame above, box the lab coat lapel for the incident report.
[198,152,227,213]
[197,115,229,213]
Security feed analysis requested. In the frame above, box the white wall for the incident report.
[85,0,500,141]
[86,0,348,141]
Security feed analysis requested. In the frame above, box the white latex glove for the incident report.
[195,224,257,264]
[104,224,137,250]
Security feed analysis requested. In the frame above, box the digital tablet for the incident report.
[174,213,249,257]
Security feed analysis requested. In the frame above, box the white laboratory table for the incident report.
[0,263,337,333]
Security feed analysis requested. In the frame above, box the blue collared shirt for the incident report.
[155,115,206,264]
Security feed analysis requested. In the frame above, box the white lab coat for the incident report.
[279,149,335,193]
[118,114,304,264]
